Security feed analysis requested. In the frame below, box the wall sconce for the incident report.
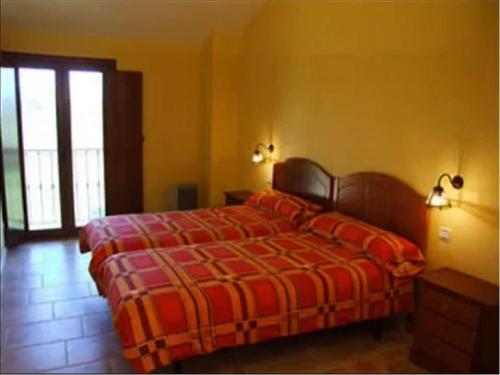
[252,143,274,164]
[426,173,464,209]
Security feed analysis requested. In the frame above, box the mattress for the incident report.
[80,205,300,290]
[101,231,416,373]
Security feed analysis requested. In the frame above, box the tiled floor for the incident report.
[0,240,133,374]
[1,239,425,374]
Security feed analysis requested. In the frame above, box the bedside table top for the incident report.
[224,190,254,200]
[420,267,499,306]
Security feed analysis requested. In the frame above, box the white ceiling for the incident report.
[1,0,265,44]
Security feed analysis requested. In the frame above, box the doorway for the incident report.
[1,61,110,236]
[1,52,143,246]
[1,53,119,245]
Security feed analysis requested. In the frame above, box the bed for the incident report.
[80,158,335,288]
[100,172,429,373]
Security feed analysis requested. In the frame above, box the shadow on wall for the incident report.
[455,200,499,227]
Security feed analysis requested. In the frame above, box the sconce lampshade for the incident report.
[251,143,274,164]
[426,173,464,209]
[426,186,451,208]
[252,150,264,163]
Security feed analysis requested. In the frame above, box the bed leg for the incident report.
[373,318,384,341]
[172,361,182,374]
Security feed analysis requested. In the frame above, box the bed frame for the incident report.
[333,172,429,341]
[335,172,428,252]
[272,157,335,211]
[171,162,429,374]
[271,160,428,251]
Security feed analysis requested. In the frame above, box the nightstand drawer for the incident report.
[421,285,480,330]
[414,331,472,373]
[412,268,499,373]
[416,307,476,353]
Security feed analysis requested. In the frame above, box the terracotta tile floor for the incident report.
[1,239,426,374]
[0,240,134,374]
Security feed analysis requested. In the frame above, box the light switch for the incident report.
[438,227,452,242]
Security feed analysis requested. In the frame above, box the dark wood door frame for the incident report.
[1,52,116,71]
[55,68,75,236]
[0,52,117,241]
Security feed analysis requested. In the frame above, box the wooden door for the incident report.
[0,67,27,247]
[104,71,143,215]
[1,52,117,241]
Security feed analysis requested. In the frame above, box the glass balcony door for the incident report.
[17,69,106,230]
[19,68,62,230]
[1,53,112,238]
[69,71,105,227]
[0,67,27,246]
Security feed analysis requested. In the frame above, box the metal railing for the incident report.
[24,148,105,229]
[72,148,105,226]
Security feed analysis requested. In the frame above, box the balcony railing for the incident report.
[24,148,105,230]
[24,149,61,230]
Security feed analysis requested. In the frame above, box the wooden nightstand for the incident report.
[410,267,499,373]
[224,190,254,206]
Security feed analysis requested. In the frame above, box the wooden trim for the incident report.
[14,67,29,232]
[1,51,116,71]
[104,71,143,215]
[24,228,79,241]
[0,122,12,245]
[0,52,116,241]
[272,157,335,211]
[56,69,75,231]
[336,172,429,251]
[102,71,109,208]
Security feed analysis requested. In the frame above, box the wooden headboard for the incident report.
[273,158,335,211]
[336,172,429,251]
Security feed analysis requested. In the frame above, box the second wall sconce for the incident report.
[252,143,275,164]
[426,172,464,209]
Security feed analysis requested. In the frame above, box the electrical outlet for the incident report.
[438,226,452,242]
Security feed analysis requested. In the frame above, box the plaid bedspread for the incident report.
[102,232,416,373]
[80,205,298,288]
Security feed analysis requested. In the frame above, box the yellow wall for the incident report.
[236,1,499,284]
[200,35,213,208]
[203,34,243,207]
[1,29,204,213]
[201,34,242,207]
[2,2,498,285]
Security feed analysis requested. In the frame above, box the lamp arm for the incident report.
[255,143,268,152]
[255,143,275,154]
[437,173,453,187]
[437,173,464,190]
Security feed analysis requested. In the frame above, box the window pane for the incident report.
[69,71,105,226]
[0,67,25,229]
[19,68,62,230]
